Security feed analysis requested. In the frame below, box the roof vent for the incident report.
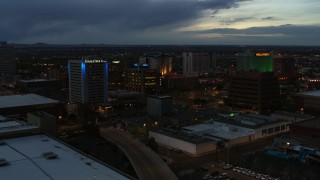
[0,158,10,166]
[41,152,58,159]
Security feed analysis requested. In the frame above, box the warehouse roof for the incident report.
[0,94,59,108]
[0,135,129,180]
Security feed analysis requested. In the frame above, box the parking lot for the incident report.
[178,160,283,180]
[157,134,320,180]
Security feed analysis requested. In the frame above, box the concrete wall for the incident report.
[229,135,253,146]
[196,142,216,155]
[255,122,290,139]
[27,112,57,137]
[149,131,215,156]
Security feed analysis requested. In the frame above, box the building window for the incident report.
[262,129,267,136]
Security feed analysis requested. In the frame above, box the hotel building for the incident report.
[68,58,108,104]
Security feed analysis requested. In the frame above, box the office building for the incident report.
[139,52,172,75]
[125,68,159,95]
[228,71,280,114]
[0,41,17,85]
[68,58,108,104]
[162,73,199,91]
[48,68,68,89]
[0,41,15,76]
[182,52,216,75]
[108,60,127,90]
[147,96,173,117]
[237,51,273,72]
[294,90,320,114]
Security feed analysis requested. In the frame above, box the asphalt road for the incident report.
[100,127,178,180]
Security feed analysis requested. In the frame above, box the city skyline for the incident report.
[1,0,320,45]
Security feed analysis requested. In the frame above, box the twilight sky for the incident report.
[1,0,320,45]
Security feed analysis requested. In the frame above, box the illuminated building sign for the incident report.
[255,53,271,57]
[85,60,106,63]
[112,61,120,64]
[134,63,139,67]
[142,63,149,67]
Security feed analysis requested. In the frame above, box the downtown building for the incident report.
[68,58,108,104]
[0,41,17,85]
[273,54,298,82]
[182,52,216,75]
[237,51,273,72]
[139,52,173,76]
[125,66,159,95]
[228,51,280,114]
[228,71,280,114]
[108,60,127,90]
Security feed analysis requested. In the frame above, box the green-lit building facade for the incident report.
[237,51,273,72]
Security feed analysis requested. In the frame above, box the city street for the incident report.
[100,127,178,180]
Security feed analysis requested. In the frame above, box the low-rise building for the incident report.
[0,87,14,96]
[0,94,59,116]
[16,79,59,90]
[294,90,320,114]
[27,111,57,137]
[147,95,173,118]
[0,115,40,139]
[289,118,320,138]
[0,115,132,180]
[149,129,215,157]
[150,113,291,156]
[271,111,314,123]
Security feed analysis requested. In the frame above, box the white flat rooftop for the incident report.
[0,94,59,108]
[0,115,7,121]
[183,123,254,140]
[296,90,320,97]
[0,118,39,134]
[0,135,129,180]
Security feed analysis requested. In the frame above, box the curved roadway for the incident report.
[100,127,178,180]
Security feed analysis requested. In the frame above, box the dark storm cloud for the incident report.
[0,0,245,43]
